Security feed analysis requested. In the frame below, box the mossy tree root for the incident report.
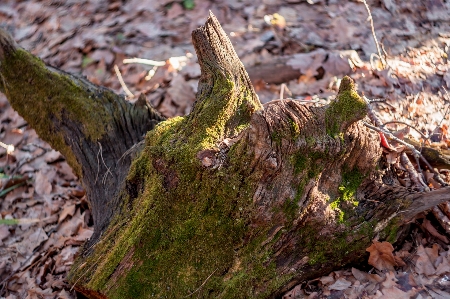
[0,28,165,243]
[1,13,450,299]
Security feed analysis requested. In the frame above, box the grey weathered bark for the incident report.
[0,13,449,299]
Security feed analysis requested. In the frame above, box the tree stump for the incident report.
[0,12,449,299]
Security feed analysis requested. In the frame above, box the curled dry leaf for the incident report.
[34,169,53,196]
[58,204,76,223]
[44,150,63,163]
[328,278,352,291]
[414,245,436,276]
[425,243,440,265]
[351,267,384,284]
[385,151,399,164]
[0,225,10,242]
[380,286,411,299]
[381,271,398,289]
[366,241,398,271]
[435,253,450,276]
[69,186,85,198]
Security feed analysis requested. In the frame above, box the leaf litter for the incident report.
[0,0,449,298]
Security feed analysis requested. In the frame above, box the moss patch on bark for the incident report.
[0,48,114,177]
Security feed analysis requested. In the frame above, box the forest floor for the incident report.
[0,0,449,298]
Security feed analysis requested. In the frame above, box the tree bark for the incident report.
[0,13,449,299]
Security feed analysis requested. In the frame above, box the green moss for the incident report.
[183,0,195,10]
[68,64,283,298]
[339,169,365,205]
[306,136,315,147]
[282,198,298,221]
[325,76,367,137]
[293,153,308,174]
[329,169,365,224]
[271,131,282,146]
[299,220,374,266]
[288,118,300,137]
[0,49,113,176]
[383,219,400,244]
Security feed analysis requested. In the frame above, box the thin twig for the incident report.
[364,122,448,187]
[94,145,101,184]
[123,58,166,67]
[419,155,448,187]
[69,253,104,292]
[380,40,389,60]
[438,87,450,128]
[363,122,421,156]
[382,121,429,140]
[367,98,386,103]
[184,268,218,297]
[114,65,134,99]
[0,141,14,154]
[361,0,386,69]
[280,83,286,100]
[97,142,113,184]
[400,152,429,191]
[118,140,144,165]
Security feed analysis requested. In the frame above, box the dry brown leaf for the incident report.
[385,152,399,164]
[328,277,352,291]
[44,150,63,163]
[17,227,49,256]
[56,161,77,181]
[58,204,76,223]
[69,186,86,198]
[34,169,53,196]
[57,208,85,238]
[4,185,27,205]
[415,245,436,275]
[435,254,450,275]
[0,225,9,242]
[351,267,384,284]
[26,286,56,299]
[42,233,69,251]
[57,289,73,299]
[73,227,93,241]
[166,74,196,115]
[167,2,184,19]
[425,243,440,265]
[319,274,335,285]
[379,286,411,299]
[366,241,397,271]
[422,218,449,243]
[3,129,23,147]
[381,271,398,289]
[393,255,406,268]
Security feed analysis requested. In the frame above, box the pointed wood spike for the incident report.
[189,12,262,139]
[135,93,147,107]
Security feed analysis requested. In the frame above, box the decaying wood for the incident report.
[246,55,303,85]
[0,13,450,299]
[245,49,362,85]
[0,29,165,244]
